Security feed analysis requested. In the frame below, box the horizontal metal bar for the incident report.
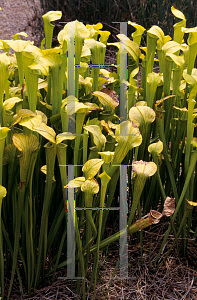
[75,207,120,211]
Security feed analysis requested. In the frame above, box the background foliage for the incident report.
[31,0,197,45]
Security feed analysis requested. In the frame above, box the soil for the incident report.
[5,220,197,300]
[0,0,42,46]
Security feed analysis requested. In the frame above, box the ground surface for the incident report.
[0,0,42,46]
[5,221,197,299]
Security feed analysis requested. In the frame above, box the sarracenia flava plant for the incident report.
[1,4,197,299]
[8,133,40,298]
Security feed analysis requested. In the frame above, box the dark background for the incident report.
[31,0,197,46]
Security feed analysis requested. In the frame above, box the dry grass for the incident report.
[5,220,197,300]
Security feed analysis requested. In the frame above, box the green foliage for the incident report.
[34,0,197,47]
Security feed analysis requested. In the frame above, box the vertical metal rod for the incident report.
[119,22,129,278]
[67,165,75,279]
[119,165,128,278]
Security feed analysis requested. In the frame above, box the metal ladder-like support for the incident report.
[59,22,132,280]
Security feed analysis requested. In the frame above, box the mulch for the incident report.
[5,220,197,300]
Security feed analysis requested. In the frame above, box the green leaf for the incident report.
[98,151,114,164]
[188,84,197,101]
[171,6,186,20]
[39,100,52,110]
[65,177,85,188]
[99,171,111,186]
[148,25,164,41]
[56,132,76,144]
[81,44,91,58]
[42,51,62,72]
[0,185,6,201]
[162,41,185,54]
[132,160,157,177]
[155,94,176,107]
[93,90,119,110]
[172,6,186,45]
[130,67,139,79]
[148,140,163,155]
[42,47,61,55]
[146,72,162,108]
[78,75,92,90]
[81,178,99,194]
[40,165,56,181]
[13,32,28,40]
[98,30,111,45]
[83,102,99,110]
[38,78,48,90]
[6,40,31,52]
[19,115,43,130]
[97,77,108,90]
[147,72,161,86]
[83,125,107,151]
[0,127,10,186]
[82,158,104,180]
[9,86,22,98]
[182,27,197,45]
[28,58,50,76]
[23,44,43,57]
[0,53,10,67]
[0,185,7,210]
[136,101,147,107]
[112,121,142,164]
[166,53,185,66]
[0,53,10,125]
[42,11,62,49]
[78,62,89,74]
[65,96,92,114]
[36,110,47,124]
[173,106,188,112]
[18,110,47,129]
[87,23,103,30]
[186,198,197,206]
[12,133,40,182]
[12,109,36,126]
[3,143,15,165]
[58,20,90,69]
[183,70,197,85]
[128,22,146,45]
[129,105,155,128]
[117,34,141,61]
[33,122,56,143]
[86,23,103,39]
[58,20,90,43]
[13,133,39,153]
[3,97,23,111]
[0,127,10,139]
[84,39,106,64]
[100,120,115,136]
